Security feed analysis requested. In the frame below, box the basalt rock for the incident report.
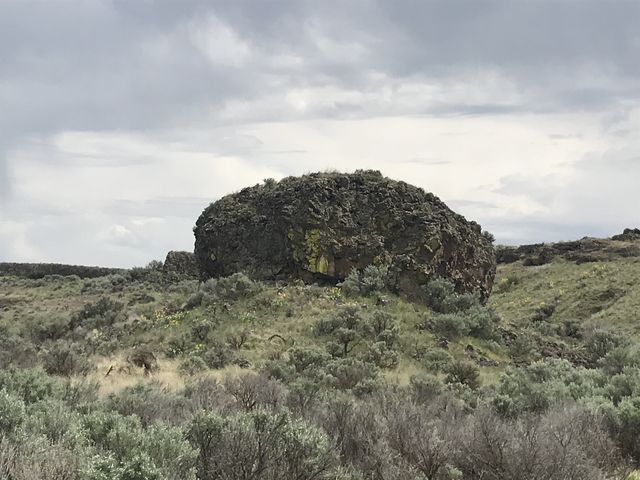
[496,233,640,266]
[194,171,496,300]
[163,251,198,280]
[612,228,640,242]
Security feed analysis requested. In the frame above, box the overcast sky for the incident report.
[1,0,639,267]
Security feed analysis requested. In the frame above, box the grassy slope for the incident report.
[2,248,640,394]
[490,256,640,335]
[0,273,508,390]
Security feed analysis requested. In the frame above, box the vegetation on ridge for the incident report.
[1,240,640,478]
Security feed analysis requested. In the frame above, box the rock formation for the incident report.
[194,170,496,300]
[612,228,640,242]
[162,251,198,280]
[496,234,640,266]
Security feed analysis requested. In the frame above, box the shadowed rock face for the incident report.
[194,171,496,300]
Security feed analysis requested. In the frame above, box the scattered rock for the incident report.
[194,171,496,300]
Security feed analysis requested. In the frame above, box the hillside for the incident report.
[2,235,640,478]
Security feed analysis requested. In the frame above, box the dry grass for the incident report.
[88,355,185,395]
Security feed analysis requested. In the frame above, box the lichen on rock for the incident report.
[194,170,496,300]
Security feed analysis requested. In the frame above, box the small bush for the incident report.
[0,390,25,434]
[424,277,457,313]
[493,273,520,294]
[445,360,481,389]
[584,327,629,366]
[187,409,336,480]
[423,348,455,373]
[340,265,389,296]
[0,368,58,404]
[201,272,261,302]
[179,356,208,376]
[40,340,92,377]
[432,312,469,338]
[201,341,234,369]
[362,342,399,369]
[410,373,445,403]
[326,357,380,393]
[72,296,125,331]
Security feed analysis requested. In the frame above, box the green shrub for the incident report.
[179,356,208,376]
[287,346,331,374]
[492,359,594,417]
[83,454,122,480]
[106,383,189,427]
[362,342,399,369]
[340,265,389,296]
[598,347,640,375]
[190,317,217,343]
[40,340,92,377]
[431,305,499,340]
[508,331,536,363]
[424,277,456,313]
[119,454,162,480]
[201,272,261,302]
[326,357,380,393]
[83,409,196,478]
[441,292,480,314]
[24,398,86,450]
[422,348,454,373]
[72,296,125,331]
[0,390,25,434]
[187,409,336,480]
[584,327,629,366]
[445,360,481,389]
[432,312,469,338]
[410,373,445,403]
[424,277,483,315]
[201,341,234,369]
[465,305,500,340]
[140,422,197,480]
[315,305,364,358]
[0,368,58,404]
[493,273,520,294]
[26,313,72,343]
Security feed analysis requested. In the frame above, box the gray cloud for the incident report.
[2,0,637,152]
[1,0,639,265]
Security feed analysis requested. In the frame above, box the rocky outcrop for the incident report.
[194,171,496,300]
[612,228,640,242]
[163,251,198,280]
[496,234,640,266]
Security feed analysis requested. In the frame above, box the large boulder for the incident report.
[163,251,198,280]
[194,171,496,300]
